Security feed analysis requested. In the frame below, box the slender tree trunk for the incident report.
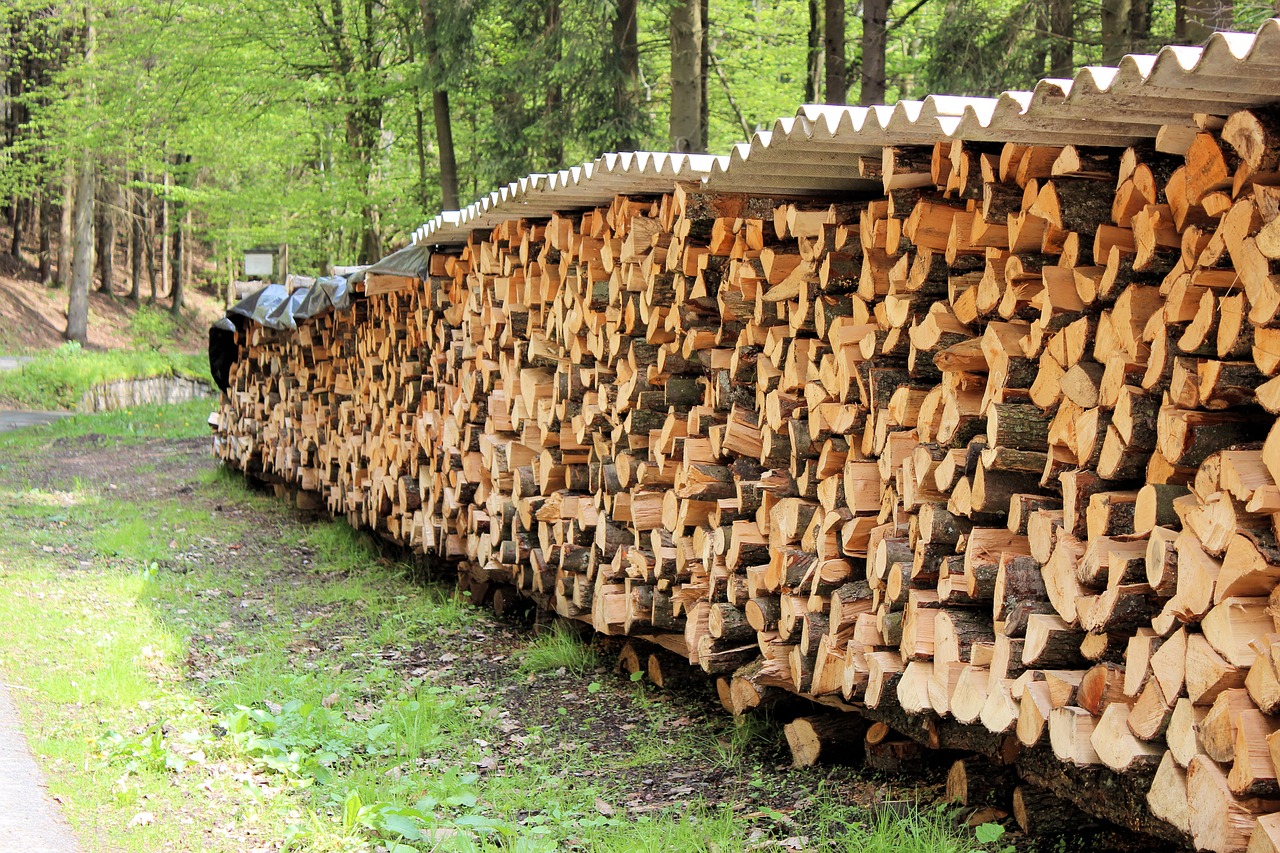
[171,202,185,315]
[279,242,289,283]
[130,177,142,301]
[860,0,887,106]
[1033,2,1050,75]
[55,164,73,289]
[612,0,639,150]
[183,210,192,289]
[9,199,26,256]
[1050,0,1074,78]
[419,2,460,210]
[545,0,563,168]
[225,244,235,308]
[1101,0,1133,65]
[145,188,158,303]
[1130,0,1152,51]
[824,0,846,104]
[37,190,53,286]
[432,90,459,210]
[669,0,703,153]
[805,0,821,103]
[160,162,171,298]
[413,100,430,211]
[66,155,94,344]
[698,0,708,152]
[66,4,94,344]
[96,177,116,295]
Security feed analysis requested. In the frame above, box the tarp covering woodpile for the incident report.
[211,20,1280,852]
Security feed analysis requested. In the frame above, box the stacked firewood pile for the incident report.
[214,109,1280,851]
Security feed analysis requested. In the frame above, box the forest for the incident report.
[0,0,1273,341]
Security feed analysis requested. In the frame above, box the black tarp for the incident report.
[208,275,358,392]
[365,243,431,279]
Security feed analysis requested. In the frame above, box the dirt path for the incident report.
[0,683,81,852]
[0,411,72,431]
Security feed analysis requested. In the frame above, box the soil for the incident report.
[0,224,225,353]
[2,428,1186,853]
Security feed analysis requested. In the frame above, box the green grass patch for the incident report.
[518,621,600,676]
[0,399,215,458]
[0,340,212,410]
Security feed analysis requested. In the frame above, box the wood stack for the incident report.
[213,107,1280,850]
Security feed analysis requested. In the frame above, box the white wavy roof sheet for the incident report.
[414,19,1280,246]
[412,152,722,246]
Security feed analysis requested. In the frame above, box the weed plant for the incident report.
[518,621,600,676]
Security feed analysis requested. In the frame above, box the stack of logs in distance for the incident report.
[216,107,1280,852]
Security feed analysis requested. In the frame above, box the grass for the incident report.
[0,409,1010,853]
[518,621,600,676]
[0,340,212,410]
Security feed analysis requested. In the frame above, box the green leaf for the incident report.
[587,681,602,694]
[379,813,422,840]
[975,822,1005,845]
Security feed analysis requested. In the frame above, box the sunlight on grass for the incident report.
[0,398,214,452]
[0,341,212,410]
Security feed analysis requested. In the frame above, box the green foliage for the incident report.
[0,342,211,410]
[519,621,600,676]
[975,821,1007,845]
[1,0,1208,278]
[97,723,189,775]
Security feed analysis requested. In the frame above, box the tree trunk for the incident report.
[55,163,73,289]
[160,165,170,298]
[130,177,142,302]
[1033,2,1050,76]
[96,177,116,295]
[413,100,430,212]
[805,0,821,103]
[37,189,53,286]
[824,0,846,104]
[544,0,563,169]
[860,0,887,106]
[669,0,703,153]
[184,209,193,291]
[698,0,709,153]
[1101,0,1133,65]
[419,3,460,210]
[144,187,158,303]
[1130,0,1152,51]
[66,155,94,344]
[10,198,26,257]
[612,0,639,150]
[1050,0,1074,78]
[432,89,459,210]
[171,204,185,315]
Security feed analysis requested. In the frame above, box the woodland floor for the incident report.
[0,228,225,354]
[0,405,1184,852]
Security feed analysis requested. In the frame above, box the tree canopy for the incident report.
[1,0,1272,287]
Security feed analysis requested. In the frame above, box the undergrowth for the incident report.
[0,340,211,409]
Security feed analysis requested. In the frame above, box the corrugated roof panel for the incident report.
[413,18,1280,247]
